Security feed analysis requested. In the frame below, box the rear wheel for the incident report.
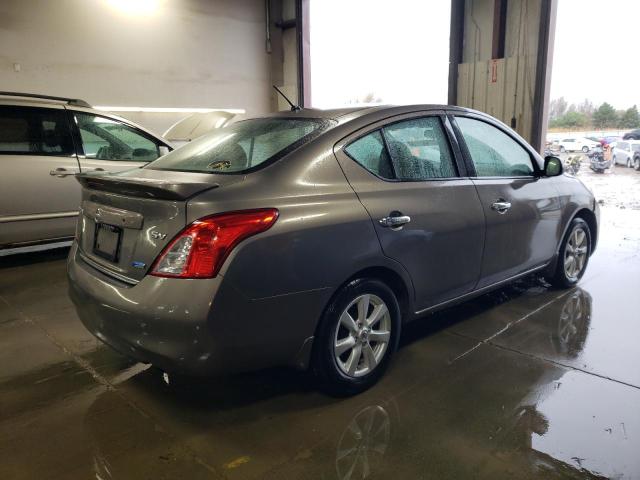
[547,218,591,288]
[560,146,566,153]
[627,158,633,168]
[312,278,400,396]
[582,146,589,153]
[634,157,640,171]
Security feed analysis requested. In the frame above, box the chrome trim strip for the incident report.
[0,240,73,257]
[0,211,79,223]
[78,250,139,286]
[414,263,549,316]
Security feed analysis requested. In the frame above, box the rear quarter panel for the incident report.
[186,139,413,302]
[185,139,415,367]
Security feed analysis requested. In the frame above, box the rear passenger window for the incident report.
[382,117,456,179]
[344,130,394,179]
[455,117,534,177]
[0,106,73,155]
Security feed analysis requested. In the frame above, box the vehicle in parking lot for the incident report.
[588,145,611,173]
[623,129,640,140]
[67,105,599,395]
[633,143,640,171]
[0,92,172,251]
[586,135,619,147]
[612,140,639,167]
[559,137,599,153]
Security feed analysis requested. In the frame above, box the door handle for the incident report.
[49,167,79,177]
[84,168,105,172]
[379,215,411,229]
[491,200,512,214]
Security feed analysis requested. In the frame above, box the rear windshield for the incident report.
[146,117,330,174]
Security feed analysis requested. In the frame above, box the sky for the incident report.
[550,0,640,109]
[310,0,639,110]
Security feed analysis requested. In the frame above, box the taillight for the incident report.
[150,209,278,279]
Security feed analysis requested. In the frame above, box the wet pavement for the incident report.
[1,175,639,479]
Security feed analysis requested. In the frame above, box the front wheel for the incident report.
[627,158,632,168]
[582,146,589,153]
[312,278,401,396]
[634,157,640,171]
[560,146,566,153]
[547,218,591,288]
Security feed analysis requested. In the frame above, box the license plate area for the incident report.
[93,223,122,262]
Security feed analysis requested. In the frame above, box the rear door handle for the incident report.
[491,200,512,214]
[379,215,411,229]
[49,167,80,177]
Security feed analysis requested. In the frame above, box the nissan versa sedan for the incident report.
[67,105,599,395]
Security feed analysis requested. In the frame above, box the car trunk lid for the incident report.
[75,169,241,282]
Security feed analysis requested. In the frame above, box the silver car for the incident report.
[67,105,599,395]
[0,92,171,251]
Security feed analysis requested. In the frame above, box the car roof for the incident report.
[0,93,170,146]
[267,104,473,121]
[0,91,91,108]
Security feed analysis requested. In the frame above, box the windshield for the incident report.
[146,117,330,174]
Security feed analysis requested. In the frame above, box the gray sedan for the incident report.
[67,105,599,395]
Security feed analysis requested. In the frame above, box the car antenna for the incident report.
[272,85,301,112]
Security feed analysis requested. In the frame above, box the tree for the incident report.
[549,97,568,120]
[549,111,589,129]
[592,102,618,129]
[577,99,595,116]
[619,105,640,129]
[348,92,383,105]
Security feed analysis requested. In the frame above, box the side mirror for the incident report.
[158,145,170,156]
[544,156,563,177]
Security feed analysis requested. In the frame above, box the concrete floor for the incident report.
[1,173,639,479]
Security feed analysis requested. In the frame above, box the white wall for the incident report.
[0,0,272,134]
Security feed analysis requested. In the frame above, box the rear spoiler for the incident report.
[76,173,218,200]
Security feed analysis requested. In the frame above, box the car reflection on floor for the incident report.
[82,287,628,480]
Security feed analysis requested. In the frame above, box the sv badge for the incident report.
[150,230,167,240]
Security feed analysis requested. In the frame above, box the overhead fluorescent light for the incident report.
[94,106,245,114]
[105,0,166,17]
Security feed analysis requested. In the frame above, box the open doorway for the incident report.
[547,0,640,211]
[309,0,451,108]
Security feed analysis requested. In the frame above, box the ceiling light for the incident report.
[94,106,245,114]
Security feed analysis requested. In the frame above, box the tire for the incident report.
[613,155,617,166]
[560,146,566,153]
[547,218,591,289]
[582,146,589,153]
[312,278,401,396]
[634,157,640,171]
[627,158,632,168]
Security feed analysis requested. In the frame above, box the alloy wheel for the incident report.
[564,227,588,281]
[334,294,391,378]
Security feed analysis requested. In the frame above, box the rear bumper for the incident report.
[67,243,329,375]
